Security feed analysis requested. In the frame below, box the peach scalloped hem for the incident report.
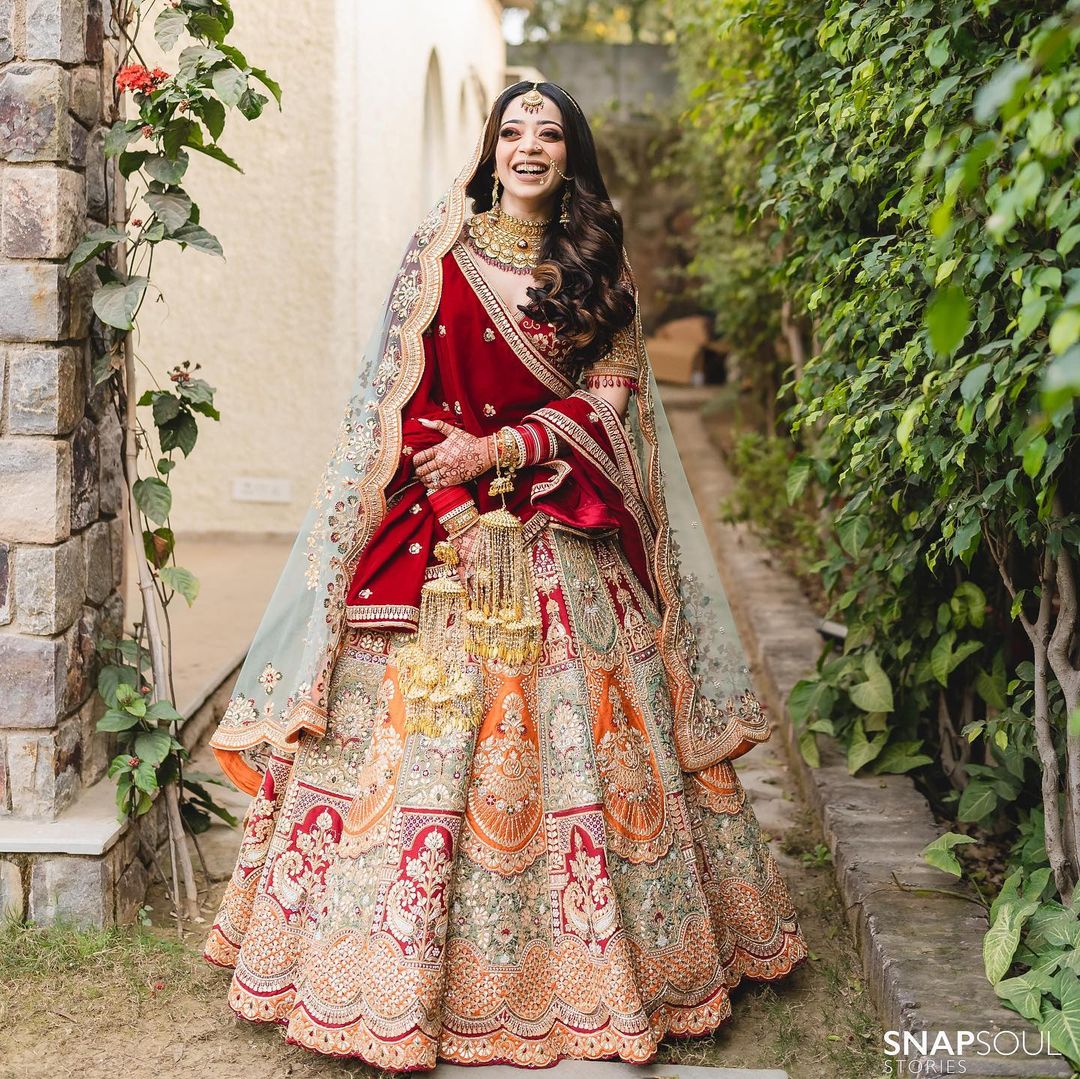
[209,929,809,1071]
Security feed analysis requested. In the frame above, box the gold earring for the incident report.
[488,170,500,224]
[559,186,571,225]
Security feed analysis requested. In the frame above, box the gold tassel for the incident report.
[398,543,481,737]
[463,506,542,670]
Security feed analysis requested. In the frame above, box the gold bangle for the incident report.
[445,505,479,537]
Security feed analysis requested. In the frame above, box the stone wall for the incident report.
[0,0,129,921]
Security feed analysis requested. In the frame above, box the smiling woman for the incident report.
[201,79,807,1070]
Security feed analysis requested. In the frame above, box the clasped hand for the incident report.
[413,418,494,490]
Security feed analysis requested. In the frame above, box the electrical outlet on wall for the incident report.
[231,477,293,504]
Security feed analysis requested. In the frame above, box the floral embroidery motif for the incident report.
[483,403,496,417]
[408,542,422,554]
[438,324,447,336]
[588,411,599,423]
[358,588,373,598]
[381,824,455,961]
[257,663,282,696]
[483,327,496,342]
[410,504,422,515]
[402,445,414,456]
[453,401,462,415]
[560,825,618,954]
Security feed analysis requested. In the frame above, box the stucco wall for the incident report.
[138,2,506,535]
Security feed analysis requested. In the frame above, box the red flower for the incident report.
[116,64,169,94]
[127,756,140,768]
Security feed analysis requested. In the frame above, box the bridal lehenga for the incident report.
[202,127,807,1069]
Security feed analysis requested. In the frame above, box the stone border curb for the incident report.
[670,399,1070,1079]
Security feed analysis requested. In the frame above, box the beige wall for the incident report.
[139,2,506,535]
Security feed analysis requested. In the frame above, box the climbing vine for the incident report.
[67,0,279,923]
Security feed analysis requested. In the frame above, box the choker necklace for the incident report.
[467,204,552,272]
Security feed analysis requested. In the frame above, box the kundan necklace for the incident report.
[467,204,552,272]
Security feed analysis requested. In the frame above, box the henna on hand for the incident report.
[449,517,484,588]
[413,418,495,489]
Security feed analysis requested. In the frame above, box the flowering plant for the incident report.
[66,0,279,925]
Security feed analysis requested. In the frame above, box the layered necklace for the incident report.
[467,204,552,272]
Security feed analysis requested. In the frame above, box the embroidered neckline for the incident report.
[452,242,574,397]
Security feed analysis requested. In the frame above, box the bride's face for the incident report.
[493,93,568,214]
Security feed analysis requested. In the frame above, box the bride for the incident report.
[203,79,807,1069]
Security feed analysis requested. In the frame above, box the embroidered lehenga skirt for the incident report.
[204,522,807,1068]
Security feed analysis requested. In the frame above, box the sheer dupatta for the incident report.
[208,130,768,796]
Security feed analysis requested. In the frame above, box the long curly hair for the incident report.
[465,81,635,377]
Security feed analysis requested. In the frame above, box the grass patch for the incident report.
[0,918,217,1036]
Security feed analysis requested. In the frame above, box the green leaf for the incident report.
[786,455,813,503]
[133,759,159,794]
[67,226,127,276]
[97,663,137,707]
[143,526,175,568]
[249,66,282,106]
[146,699,183,723]
[927,286,971,355]
[159,411,198,456]
[960,363,991,403]
[837,514,871,558]
[189,12,226,42]
[958,779,999,823]
[1049,309,1080,356]
[151,392,181,425]
[134,728,172,766]
[160,565,200,605]
[97,708,142,732]
[974,60,1029,123]
[922,832,978,877]
[797,727,820,768]
[144,191,193,231]
[201,97,226,140]
[996,969,1054,1023]
[104,120,138,157]
[849,653,894,713]
[170,223,223,256]
[872,740,933,775]
[154,6,187,50]
[144,151,189,185]
[1022,435,1047,479]
[1042,970,1080,1061]
[237,88,267,121]
[984,907,1026,984]
[846,717,887,774]
[92,276,148,330]
[118,150,148,178]
[132,476,172,525]
[211,64,247,107]
[189,141,242,172]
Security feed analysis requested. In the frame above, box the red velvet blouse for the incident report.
[344,242,654,631]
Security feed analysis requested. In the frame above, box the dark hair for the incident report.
[465,81,635,377]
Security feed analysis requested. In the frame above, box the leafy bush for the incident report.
[673,0,1080,1056]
